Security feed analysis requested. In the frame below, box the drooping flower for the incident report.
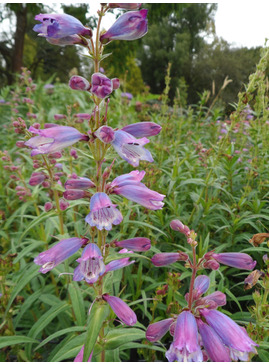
[73,243,106,284]
[91,73,113,99]
[114,237,151,252]
[34,238,87,273]
[109,170,165,210]
[165,311,203,362]
[200,308,258,360]
[211,252,256,270]
[100,9,148,43]
[197,319,231,362]
[121,122,162,138]
[102,293,137,326]
[85,192,123,230]
[33,13,92,39]
[146,318,174,342]
[111,130,153,167]
[25,126,89,156]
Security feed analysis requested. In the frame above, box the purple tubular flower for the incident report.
[121,122,162,138]
[100,9,148,43]
[47,34,87,46]
[25,126,89,156]
[193,275,210,298]
[112,78,120,90]
[29,172,46,186]
[200,308,258,358]
[102,294,137,326]
[197,319,231,362]
[34,238,87,273]
[69,76,91,91]
[75,113,92,120]
[111,130,153,167]
[105,256,135,272]
[108,3,142,10]
[115,237,151,252]
[165,311,203,362]
[63,189,89,200]
[33,13,92,39]
[146,318,174,342]
[212,252,256,270]
[65,177,95,190]
[110,170,165,210]
[74,346,92,362]
[73,243,106,284]
[151,253,181,267]
[94,126,115,144]
[91,73,113,98]
[85,192,123,231]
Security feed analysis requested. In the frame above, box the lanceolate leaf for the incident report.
[0,336,39,350]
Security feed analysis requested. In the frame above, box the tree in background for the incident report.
[137,3,217,103]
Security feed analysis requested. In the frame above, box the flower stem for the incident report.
[188,246,197,310]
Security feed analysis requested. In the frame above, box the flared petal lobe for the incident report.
[34,237,87,273]
[100,9,148,43]
[73,243,106,284]
[112,130,153,167]
[103,294,137,326]
[85,192,123,230]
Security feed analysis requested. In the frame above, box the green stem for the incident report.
[188,246,197,310]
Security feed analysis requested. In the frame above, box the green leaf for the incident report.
[83,302,110,361]
[26,302,70,358]
[5,264,40,316]
[68,282,86,326]
[0,336,39,350]
[225,288,242,312]
[104,328,145,350]
[34,326,86,351]
[49,333,86,362]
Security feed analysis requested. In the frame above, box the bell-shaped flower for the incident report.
[146,318,174,342]
[91,73,113,99]
[100,9,148,43]
[115,237,151,252]
[200,308,258,359]
[34,237,87,273]
[111,130,153,167]
[69,76,91,91]
[108,3,142,10]
[121,122,161,138]
[212,252,256,270]
[165,311,203,362]
[33,13,92,39]
[102,294,137,326]
[25,126,89,156]
[85,192,123,230]
[109,170,165,210]
[197,319,231,362]
[65,177,95,190]
[73,243,106,284]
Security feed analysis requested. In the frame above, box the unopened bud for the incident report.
[44,201,53,212]
[59,198,69,211]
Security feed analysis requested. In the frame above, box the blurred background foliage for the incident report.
[0,3,262,110]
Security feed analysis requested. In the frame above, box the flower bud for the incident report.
[146,318,174,342]
[65,177,95,190]
[91,73,113,99]
[112,78,120,90]
[63,189,90,200]
[170,219,190,236]
[114,237,151,252]
[29,172,46,186]
[59,198,69,210]
[44,201,53,212]
[102,294,137,326]
[54,114,66,120]
[94,126,115,143]
[151,253,181,267]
